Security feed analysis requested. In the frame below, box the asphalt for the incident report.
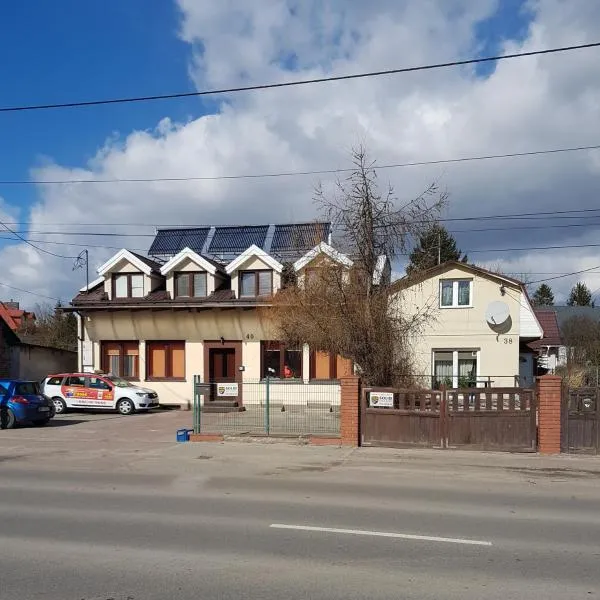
[1,411,600,599]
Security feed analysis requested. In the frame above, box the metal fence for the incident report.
[192,377,341,436]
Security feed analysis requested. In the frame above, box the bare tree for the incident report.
[18,302,77,352]
[269,146,446,386]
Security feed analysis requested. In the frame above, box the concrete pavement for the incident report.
[1,411,600,599]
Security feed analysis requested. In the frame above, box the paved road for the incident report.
[1,412,600,599]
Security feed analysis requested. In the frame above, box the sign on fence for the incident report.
[369,391,394,408]
[217,383,239,397]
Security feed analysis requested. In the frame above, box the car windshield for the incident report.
[106,376,131,388]
[15,382,40,395]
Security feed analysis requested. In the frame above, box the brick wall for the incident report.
[340,376,360,446]
[537,375,562,455]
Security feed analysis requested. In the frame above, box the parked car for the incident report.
[42,373,160,416]
[0,379,55,429]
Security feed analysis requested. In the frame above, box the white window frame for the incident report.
[439,279,473,308]
[432,349,481,389]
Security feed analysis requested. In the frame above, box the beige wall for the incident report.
[396,267,522,388]
[81,311,339,406]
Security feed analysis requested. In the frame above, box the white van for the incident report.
[42,373,159,416]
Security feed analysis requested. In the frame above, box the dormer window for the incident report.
[174,272,207,298]
[240,270,272,297]
[113,274,144,299]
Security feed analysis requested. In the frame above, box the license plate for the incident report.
[38,407,50,412]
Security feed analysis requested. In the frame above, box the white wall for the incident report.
[396,266,523,388]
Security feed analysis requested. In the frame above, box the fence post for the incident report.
[340,376,360,446]
[265,376,271,436]
[192,375,202,434]
[537,375,562,455]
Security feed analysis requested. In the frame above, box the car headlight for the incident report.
[136,392,148,397]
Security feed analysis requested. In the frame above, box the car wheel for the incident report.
[52,397,67,415]
[0,408,16,430]
[32,419,51,427]
[117,398,135,416]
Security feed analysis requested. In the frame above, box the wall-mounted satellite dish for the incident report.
[486,301,511,334]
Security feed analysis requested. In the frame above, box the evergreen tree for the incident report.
[406,224,467,274]
[532,283,555,307]
[567,282,594,307]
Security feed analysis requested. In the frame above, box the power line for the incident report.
[4,206,600,230]
[0,281,60,301]
[0,220,77,260]
[1,42,599,113]
[2,143,600,185]
[6,217,600,238]
[527,264,600,285]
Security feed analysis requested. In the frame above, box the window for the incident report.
[147,341,185,380]
[309,351,353,380]
[113,273,144,299]
[15,382,41,395]
[239,270,273,297]
[433,350,478,389]
[46,376,63,386]
[101,342,140,379]
[65,375,86,387]
[261,341,302,379]
[174,272,207,298]
[440,279,472,308]
[88,377,111,390]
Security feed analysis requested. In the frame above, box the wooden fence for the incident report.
[362,387,536,452]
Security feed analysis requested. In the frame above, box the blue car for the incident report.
[0,379,55,429]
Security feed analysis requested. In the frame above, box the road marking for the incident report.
[270,524,492,547]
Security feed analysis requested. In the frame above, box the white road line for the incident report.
[270,524,492,547]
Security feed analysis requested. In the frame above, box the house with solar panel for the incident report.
[67,222,362,409]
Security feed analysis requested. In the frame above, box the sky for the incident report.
[1,0,600,308]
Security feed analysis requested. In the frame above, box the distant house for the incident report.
[0,301,35,332]
[0,311,76,381]
[391,262,543,389]
[528,309,566,374]
[65,223,362,409]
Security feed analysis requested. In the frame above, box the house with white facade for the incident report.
[67,223,356,409]
[392,262,543,389]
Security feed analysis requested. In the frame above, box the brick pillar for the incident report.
[537,375,562,455]
[340,376,360,447]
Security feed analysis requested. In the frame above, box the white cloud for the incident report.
[2,0,600,307]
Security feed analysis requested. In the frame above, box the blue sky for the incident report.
[0,0,532,224]
[0,1,211,225]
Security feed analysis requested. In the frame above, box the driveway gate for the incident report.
[362,387,537,452]
[562,387,600,454]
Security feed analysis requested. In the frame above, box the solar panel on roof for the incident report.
[209,226,269,254]
[148,228,210,256]
[270,223,330,252]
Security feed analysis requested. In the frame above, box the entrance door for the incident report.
[209,348,237,401]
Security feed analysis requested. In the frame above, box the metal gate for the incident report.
[562,387,600,454]
[362,387,537,452]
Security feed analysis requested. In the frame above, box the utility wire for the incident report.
[2,143,600,185]
[1,42,599,113]
[6,217,600,238]
[527,264,600,285]
[0,220,77,260]
[4,206,600,230]
[0,281,60,301]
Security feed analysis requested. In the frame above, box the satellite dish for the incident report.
[486,301,511,331]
